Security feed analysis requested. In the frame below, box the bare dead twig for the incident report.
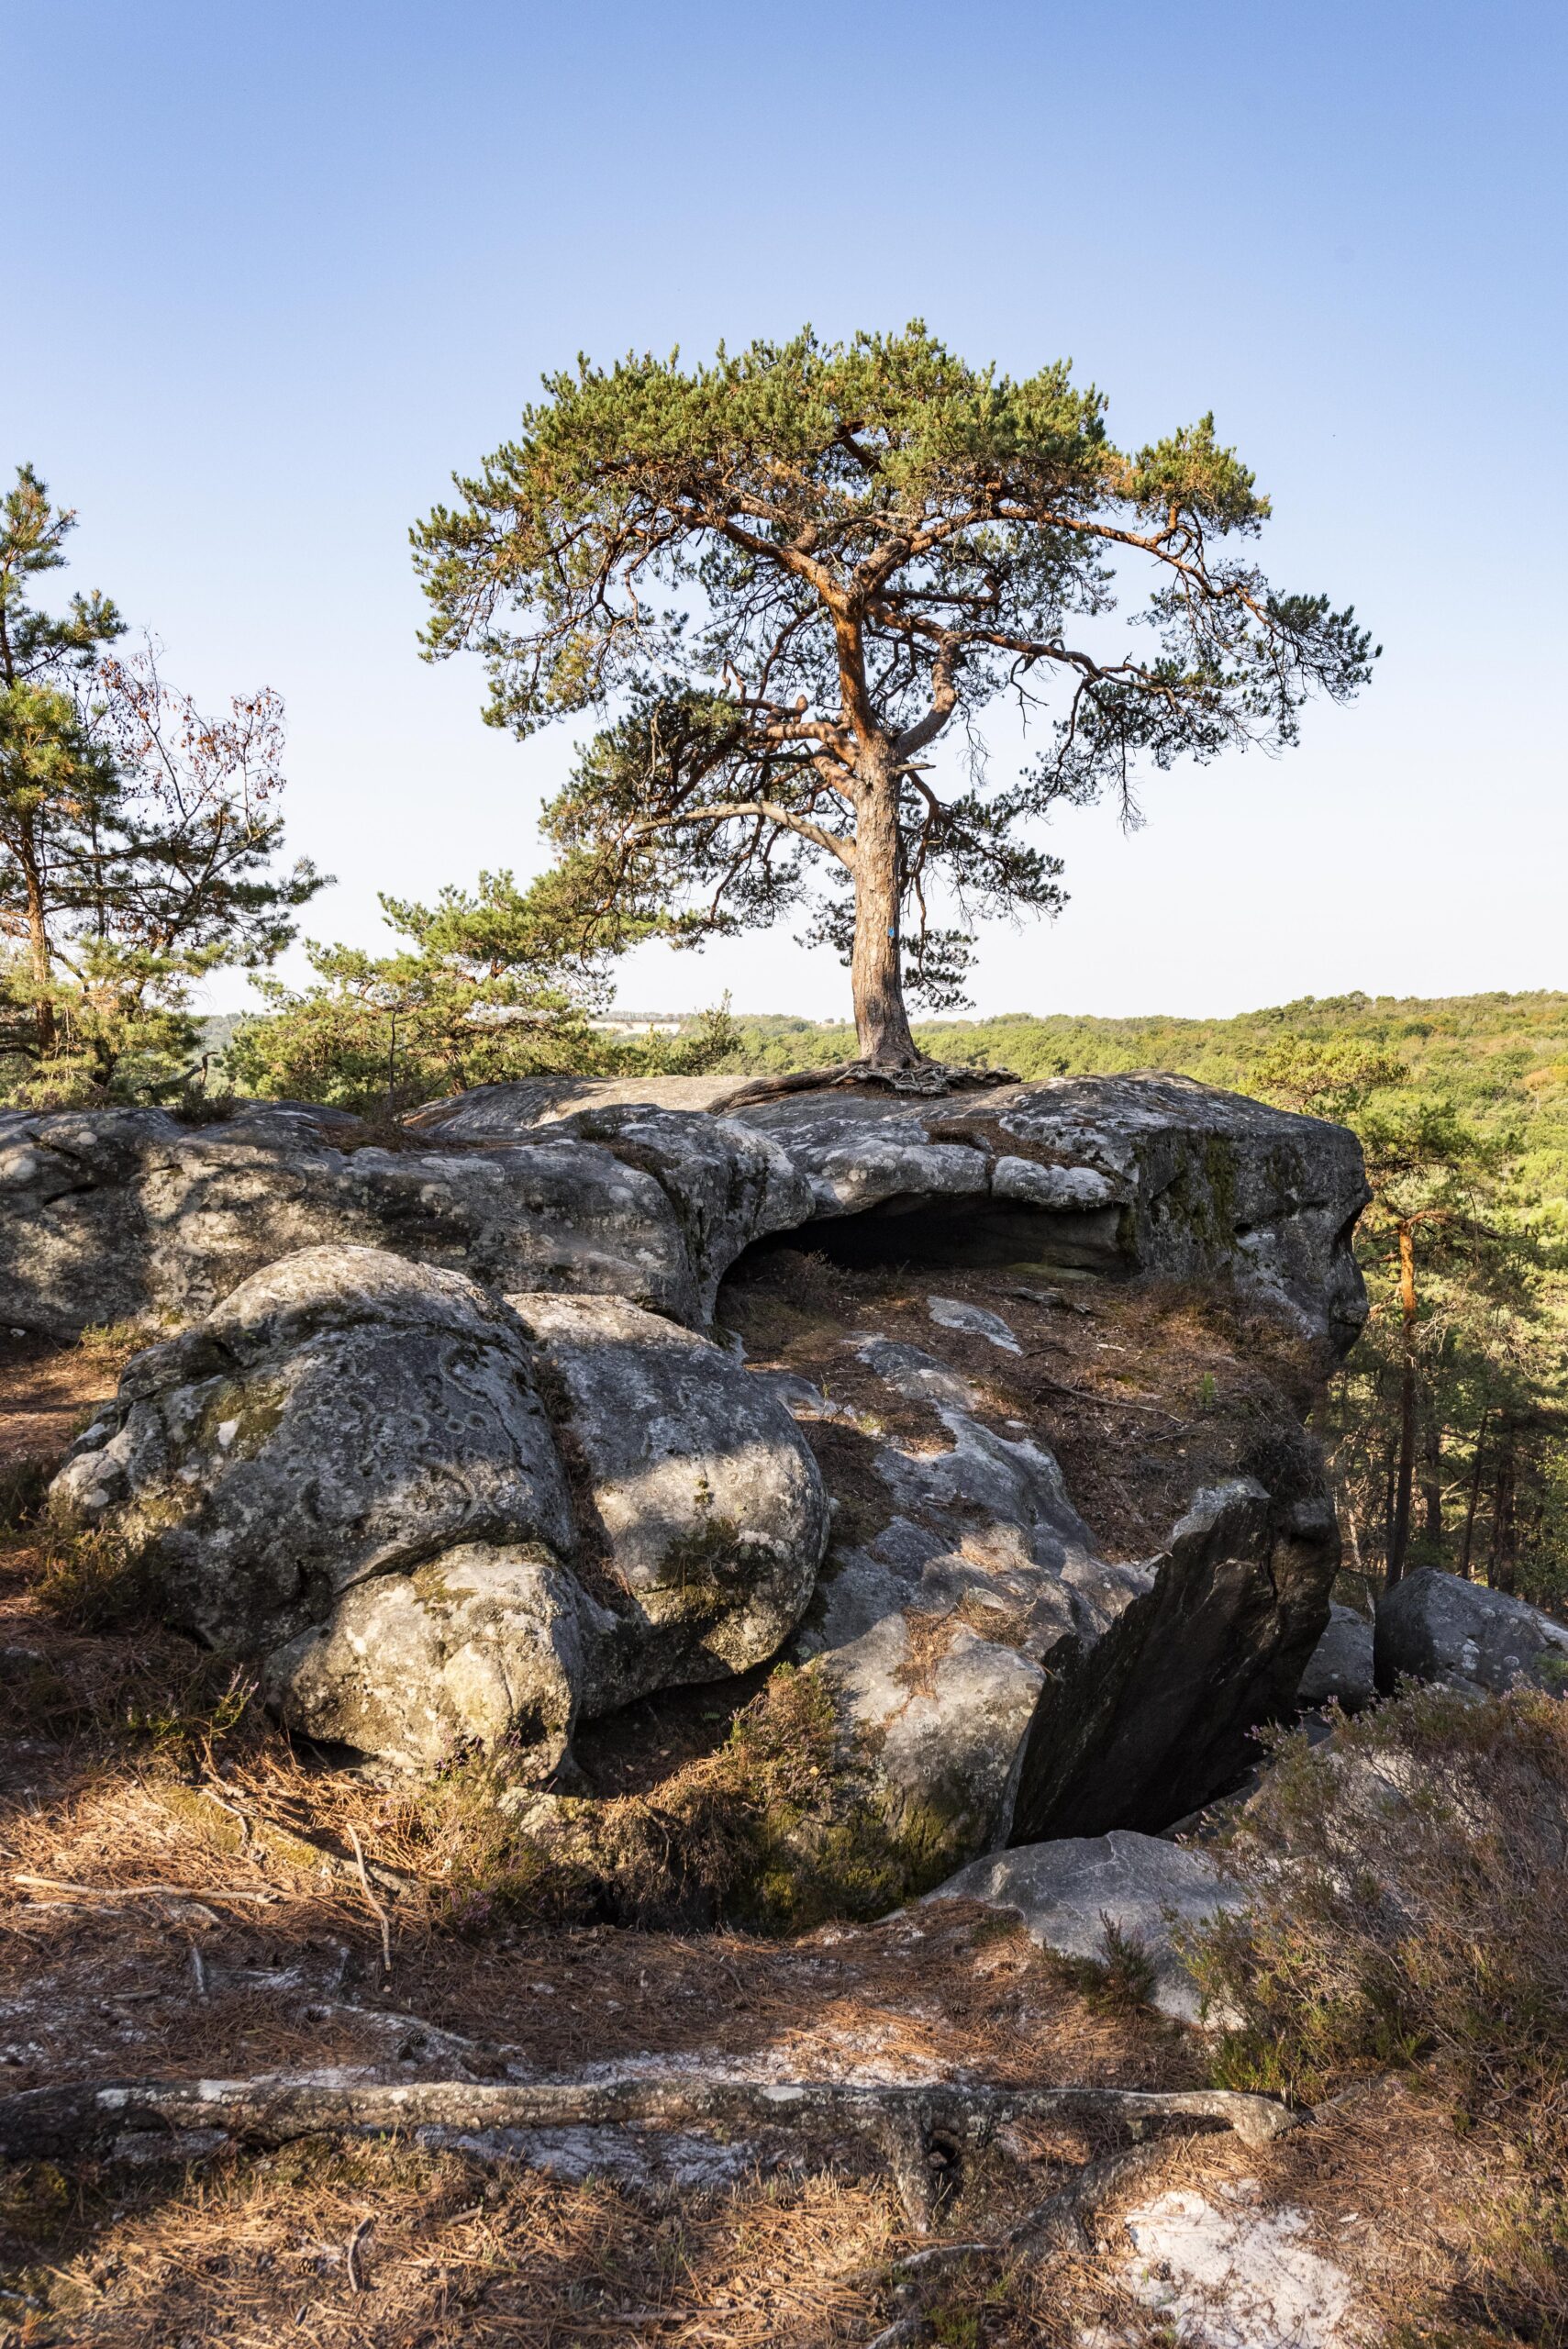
[11,1872,283,1907]
[346,1824,393,1976]
[345,2214,373,2294]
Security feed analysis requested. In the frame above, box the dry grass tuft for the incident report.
[1189,1685,1568,2343]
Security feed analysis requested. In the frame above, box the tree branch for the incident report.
[627,799,858,870]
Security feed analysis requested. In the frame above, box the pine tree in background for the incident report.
[0,467,321,1103]
[228,866,728,1116]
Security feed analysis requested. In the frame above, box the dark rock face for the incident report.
[1008,1478,1340,1842]
[50,1246,827,1769]
[1375,1567,1568,1699]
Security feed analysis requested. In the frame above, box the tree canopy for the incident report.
[414,324,1377,1071]
[0,466,320,1103]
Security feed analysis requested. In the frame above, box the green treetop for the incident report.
[0,466,322,1103]
[414,324,1377,1073]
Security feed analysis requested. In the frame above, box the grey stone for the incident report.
[52,1245,573,1661]
[926,1296,1021,1352]
[263,1543,584,1768]
[1010,1478,1340,1842]
[922,1830,1245,2023]
[817,1610,1047,1875]
[722,1073,1370,1366]
[51,1247,830,1768]
[0,1074,1367,1369]
[1374,1567,1568,1699]
[18,1069,1366,1836]
[1297,1601,1375,1712]
[782,1323,1336,1865]
[0,1101,802,1339]
[504,1291,829,1711]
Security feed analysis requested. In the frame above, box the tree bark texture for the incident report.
[1420,1392,1443,1549]
[1459,1416,1488,1580]
[850,773,919,1068]
[1488,1424,1518,1594]
[0,2071,1295,2232]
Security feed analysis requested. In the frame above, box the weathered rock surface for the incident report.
[921,1829,1245,2023]
[1374,1566,1568,1699]
[768,1318,1339,1865]
[20,1070,1369,1868]
[407,1069,1372,1364]
[505,1291,828,1712]
[1117,2185,1362,2347]
[265,1543,585,1769]
[1297,1600,1376,1712]
[50,1246,827,1766]
[0,1098,807,1339]
[51,1244,574,1658]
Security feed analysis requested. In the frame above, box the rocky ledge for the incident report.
[37,1072,1370,1898]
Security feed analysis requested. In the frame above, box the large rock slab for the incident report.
[50,1247,828,1767]
[771,1321,1338,1868]
[412,1071,1371,1369]
[0,1074,1366,1367]
[0,1099,806,1339]
[505,1291,828,1712]
[1375,1566,1568,1699]
[922,1830,1245,2023]
[725,1075,1369,1367]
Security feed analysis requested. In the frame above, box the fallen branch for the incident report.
[0,2071,1295,2229]
[1025,1376,1184,1421]
[346,1825,393,1976]
[191,1786,416,1897]
[11,1873,284,1908]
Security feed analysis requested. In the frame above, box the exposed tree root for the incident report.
[861,2136,1173,2342]
[713,1059,1018,1110]
[0,2071,1294,2231]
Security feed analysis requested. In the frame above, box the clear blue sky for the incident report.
[8,0,1565,1020]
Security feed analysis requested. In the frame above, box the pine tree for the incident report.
[415,325,1376,1076]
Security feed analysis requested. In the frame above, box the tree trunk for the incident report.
[1387,1219,1418,1586]
[1420,1392,1443,1549]
[18,829,56,1060]
[1487,1425,1517,1594]
[850,776,919,1068]
[1459,1415,1488,1580]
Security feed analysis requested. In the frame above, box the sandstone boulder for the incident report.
[773,1322,1338,1870]
[723,1075,1368,1366]
[505,1291,828,1712]
[0,1099,805,1339]
[50,1247,828,1768]
[51,1244,573,1659]
[1374,1566,1568,1700]
[1297,1600,1376,1712]
[921,1830,1245,2023]
[413,1069,1371,1366]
